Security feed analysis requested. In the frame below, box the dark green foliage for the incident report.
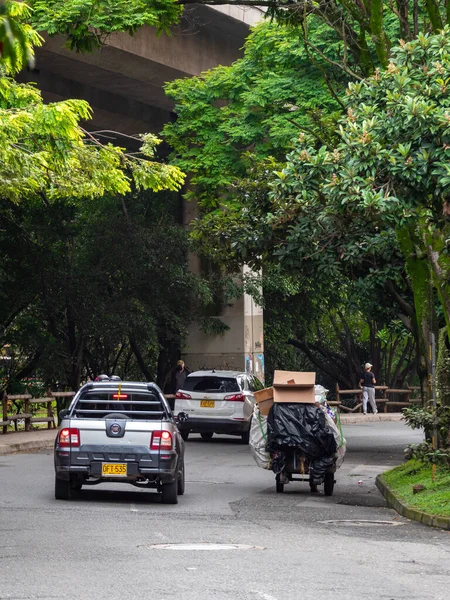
[0,189,207,390]
[163,19,345,209]
[30,0,183,52]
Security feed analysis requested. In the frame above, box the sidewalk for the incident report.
[0,413,404,455]
[0,428,56,455]
[340,412,403,424]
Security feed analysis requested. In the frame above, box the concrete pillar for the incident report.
[182,254,264,381]
[243,268,264,382]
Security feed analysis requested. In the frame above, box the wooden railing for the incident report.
[1,390,76,435]
[335,384,421,413]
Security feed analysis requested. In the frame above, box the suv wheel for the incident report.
[161,480,178,504]
[180,431,189,441]
[201,432,213,441]
[55,476,71,500]
[177,461,185,496]
[241,426,251,444]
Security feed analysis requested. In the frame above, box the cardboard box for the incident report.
[273,370,316,404]
[254,387,274,417]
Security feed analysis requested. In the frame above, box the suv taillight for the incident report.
[175,391,192,400]
[224,393,245,402]
[58,428,80,448]
[151,430,173,450]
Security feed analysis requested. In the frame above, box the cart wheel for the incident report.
[275,474,284,494]
[324,472,335,496]
[309,479,318,493]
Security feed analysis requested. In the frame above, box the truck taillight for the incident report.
[59,428,80,448]
[175,391,192,400]
[224,393,245,402]
[151,430,173,450]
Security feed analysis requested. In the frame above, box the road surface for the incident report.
[0,421,449,600]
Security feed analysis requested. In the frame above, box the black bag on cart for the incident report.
[267,403,337,458]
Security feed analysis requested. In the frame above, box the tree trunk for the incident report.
[397,227,432,403]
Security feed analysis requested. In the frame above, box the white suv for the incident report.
[173,370,263,443]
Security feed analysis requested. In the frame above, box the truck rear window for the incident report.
[182,377,240,393]
[72,391,167,420]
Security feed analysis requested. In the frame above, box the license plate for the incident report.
[200,400,215,408]
[102,463,127,477]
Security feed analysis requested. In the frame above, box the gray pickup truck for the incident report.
[54,379,185,504]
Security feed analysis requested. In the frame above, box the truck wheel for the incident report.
[161,480,178,504]
[177,462,185,496]
[180,431,189,441]
[201,432,213,441]
[275,474,284,494]
[55,476,71,500]
[324,473,335,496]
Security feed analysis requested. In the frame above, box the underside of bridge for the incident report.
[17,5,265,379]
[18,6,257,137]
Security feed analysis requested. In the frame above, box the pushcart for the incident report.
[274,452,336,496]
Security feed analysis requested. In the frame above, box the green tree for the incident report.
[254,29,450,395]
[164,19,345,209]
[25,0,450,75]
[0,189,210,391]
[0,2,184,204]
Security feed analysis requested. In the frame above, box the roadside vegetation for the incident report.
[3,1,450,412]
[382,460,450,518]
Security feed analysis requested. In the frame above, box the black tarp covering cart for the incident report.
[267,403,338,496]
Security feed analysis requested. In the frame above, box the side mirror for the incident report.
[59,409,70,421]
[177,412,188,424]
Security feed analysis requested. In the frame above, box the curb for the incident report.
[340,413,403,424]
[0,439,54,455]
[376,474,450,531]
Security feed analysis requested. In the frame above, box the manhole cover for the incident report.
[140,543,265,551]
[319,520,404,527]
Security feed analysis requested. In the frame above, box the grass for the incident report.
[382,459,450,518]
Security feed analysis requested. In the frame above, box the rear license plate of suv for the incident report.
[102,463,127,476]
[200,400,215,408]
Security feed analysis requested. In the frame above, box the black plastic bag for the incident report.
[267,403,337,458]
[270,451,288,475]
[310,455,336,484]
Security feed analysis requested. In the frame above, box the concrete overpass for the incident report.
[18,4,265,379]
[18,6,262,136]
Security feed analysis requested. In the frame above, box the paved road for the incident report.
[1,421,449,600]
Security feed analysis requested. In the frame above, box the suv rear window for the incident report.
[72,390,167,420]
[182,376,240,393]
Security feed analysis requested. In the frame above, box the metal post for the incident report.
[430,332,437,480]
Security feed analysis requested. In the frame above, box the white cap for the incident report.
[364,363,372,369]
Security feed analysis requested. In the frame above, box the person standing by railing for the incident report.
[360,363,378,415]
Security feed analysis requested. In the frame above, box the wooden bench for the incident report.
[2,394,32,434]
[2,393,57,433]
[335,385,388,413]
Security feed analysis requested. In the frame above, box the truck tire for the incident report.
[55,476,71,500]
[161,480,178,504]
[180,431,189,441]
[324,472,335,496]
[201,432,213,441]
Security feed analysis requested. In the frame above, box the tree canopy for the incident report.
[0,1,185,205]
[0,0,195,393]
